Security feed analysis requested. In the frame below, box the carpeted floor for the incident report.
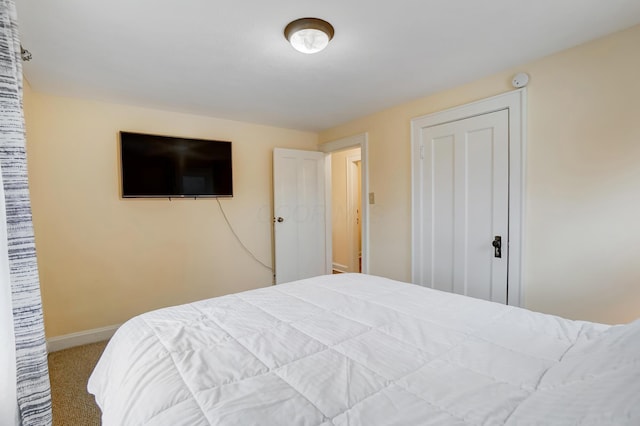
[48,340,108,426]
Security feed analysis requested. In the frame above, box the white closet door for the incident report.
[416,109,509,303]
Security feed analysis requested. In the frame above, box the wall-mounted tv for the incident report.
[120,132,233,198]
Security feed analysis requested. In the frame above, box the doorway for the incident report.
[330,148,362,273]
[320,132,369,275]
[272,133,369,284]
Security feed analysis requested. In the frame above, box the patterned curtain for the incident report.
[0,0,52,424]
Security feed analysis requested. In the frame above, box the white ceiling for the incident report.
[17,0,640,132]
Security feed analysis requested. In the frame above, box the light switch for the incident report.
[369,192,375,204]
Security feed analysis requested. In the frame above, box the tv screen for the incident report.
[120,132,233,198]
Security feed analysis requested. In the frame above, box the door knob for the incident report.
[492,236,502,258]
[275,217,284,223]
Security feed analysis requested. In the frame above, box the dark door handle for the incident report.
[274,217,284,223]
[492,236,502,258]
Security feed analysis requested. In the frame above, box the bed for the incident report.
[88,273,640,425]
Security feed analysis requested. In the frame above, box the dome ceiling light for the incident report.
[284,18,335,54]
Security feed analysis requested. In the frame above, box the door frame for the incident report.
[410,89,526,307]
[319,133,370,274]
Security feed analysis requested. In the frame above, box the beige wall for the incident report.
[320,25,640,324]
[23,87,317,337]
[331,147,361,271]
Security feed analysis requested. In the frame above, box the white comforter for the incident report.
[88,274,640,425]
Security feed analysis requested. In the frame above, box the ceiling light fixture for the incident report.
[284,18,334,54]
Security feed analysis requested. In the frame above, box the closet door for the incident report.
[414,109,509,303]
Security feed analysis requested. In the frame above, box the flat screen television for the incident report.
[120,132,233,198]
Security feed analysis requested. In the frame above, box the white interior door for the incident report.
[414,109,509,303]
[273,148,327,284]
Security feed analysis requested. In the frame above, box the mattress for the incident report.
[88,273,640,425]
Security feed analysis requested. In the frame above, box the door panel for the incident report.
[464,129,495,301]
[429,134,455,293]
[417,109,509,304]
[273,148,327,284]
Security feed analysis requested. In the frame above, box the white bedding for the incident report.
[88,274,640,425]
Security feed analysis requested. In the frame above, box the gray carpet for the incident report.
[48,340,107,426]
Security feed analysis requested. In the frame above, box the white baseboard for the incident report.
[332,263,349,273]
[47,324,121,353]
